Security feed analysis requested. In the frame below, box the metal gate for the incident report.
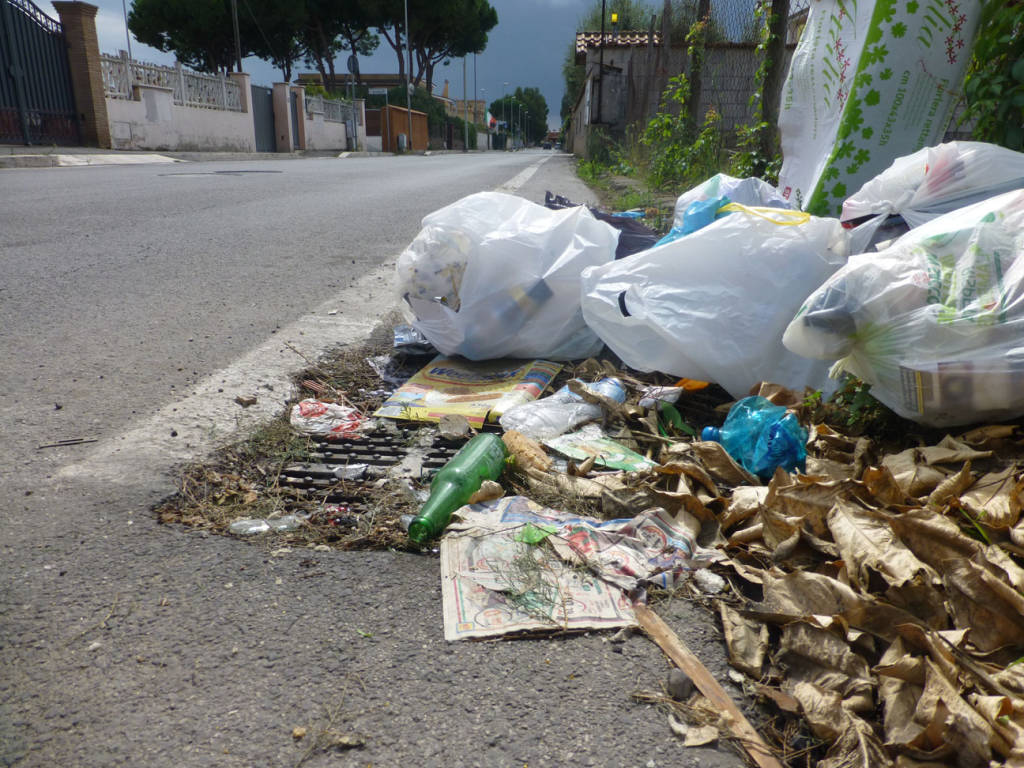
[250,84,274,152]
[0,0,79,145]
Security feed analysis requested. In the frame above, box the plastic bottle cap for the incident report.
[701,426,719,442]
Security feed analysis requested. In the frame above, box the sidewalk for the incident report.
[0,144,502,168]
[0,145,353,169]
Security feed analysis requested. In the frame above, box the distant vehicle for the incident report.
[541,141,552,149]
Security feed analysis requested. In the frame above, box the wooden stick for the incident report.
[634,603,785,768]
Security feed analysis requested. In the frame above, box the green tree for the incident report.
[376,0,497,93]
[490,87,547,143]
[963,0,1024,150]
[412,0,497,95]
[129,0,241,73]
[300,0,350,89]
[239,0,305,81]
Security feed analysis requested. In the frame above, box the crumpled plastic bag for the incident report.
[672,173,790,230]
[290,400,364,438]
[580,205,848,398]
[396,192,619,361]
[784,189,1024,427]
[842,141,1024,253]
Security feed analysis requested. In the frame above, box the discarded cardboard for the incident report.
[373,356,561,427]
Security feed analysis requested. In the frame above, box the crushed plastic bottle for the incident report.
[498,377,627,440]
[701,396,807,481]
[228,514,306,535]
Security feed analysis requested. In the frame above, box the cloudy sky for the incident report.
[52,0,596,129]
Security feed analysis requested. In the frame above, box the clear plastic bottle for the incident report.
[701,396,807,481]
[407,432,508,545]
[498,377,627,440]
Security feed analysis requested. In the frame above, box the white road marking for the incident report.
[494,156,550,194]
[60,159,548,485]
[59,261,396,484]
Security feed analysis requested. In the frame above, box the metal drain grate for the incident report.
[278,428,467,498]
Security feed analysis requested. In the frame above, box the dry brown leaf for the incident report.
[691,441,759,486]
[943,558,1024,653]
[959,424,1018,448]
[883,579,950,632]
[466,480,504,505]
[924,436,994,465]
[765,473,856,538]
[861,466,915,508]
[644,485,715,522]
[751,382,803,405]
[893,756,953,767]
[925,461,975,509]
[786,682,892,768]
[778,622,874,712]
[805,457,858,481]
[753,683,801,713]
[886,508,1024,593]
[911,659,1001,763]
[877,638,927,748]
[960,466,1024,531]
[654,459,720,498]
[683,724,720,746]
[818,710,893,768]
[881,451,951,498]
[721,485,768,529]
[826,500,936,591]
[719,603,768,678]
[751,569,922,642]
[503,430,552,472]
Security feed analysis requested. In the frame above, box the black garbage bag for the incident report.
[544,191,659,260]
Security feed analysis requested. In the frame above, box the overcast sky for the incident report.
[53,0,597,129]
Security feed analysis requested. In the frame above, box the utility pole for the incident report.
[596,0,605,124]
[404,0,413,151]
[230,0,242,72]
[462,57,468,152]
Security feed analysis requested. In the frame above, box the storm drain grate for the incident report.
[278,428,466,499]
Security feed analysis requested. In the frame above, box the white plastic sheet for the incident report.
[396,192,619,361]
[581,206,849,397]
[842,141,1024,252]
[784,189,1024,427]
[777,0,982,217]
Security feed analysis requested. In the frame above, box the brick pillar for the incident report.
[52,2,111,148]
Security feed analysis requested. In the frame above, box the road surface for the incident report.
[0,151,747,768]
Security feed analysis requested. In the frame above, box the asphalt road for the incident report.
[0,150,750,768]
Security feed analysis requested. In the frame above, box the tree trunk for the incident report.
[687,0,710,130]
[760,0,791,158]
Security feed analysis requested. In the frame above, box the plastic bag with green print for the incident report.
[784,188,1024,426]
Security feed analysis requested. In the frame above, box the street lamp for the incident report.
[525,111,530,146]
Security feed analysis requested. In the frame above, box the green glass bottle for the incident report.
[407,432,508,545]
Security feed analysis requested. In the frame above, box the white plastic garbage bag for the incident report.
[396,192,619,361]
[842,141,1024,253]
[580,205,849,397]
[777,0,983,217]
[672,173,790,229]
[783,189,1024,427]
